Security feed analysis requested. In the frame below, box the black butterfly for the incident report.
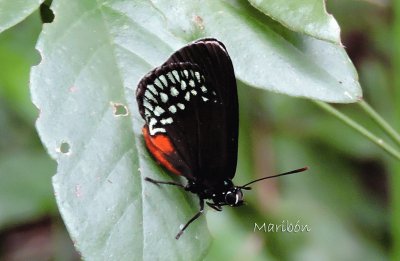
[136,38,307,239]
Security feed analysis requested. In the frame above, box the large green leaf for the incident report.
[248,0,341,43]
[0,0,44,33]
[30,0,361,260]
[31,1,210,260]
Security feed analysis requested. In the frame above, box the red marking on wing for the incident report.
[151,133,174,154]
[142,126,181,175]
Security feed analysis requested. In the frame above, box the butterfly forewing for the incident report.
[136,39,238,186]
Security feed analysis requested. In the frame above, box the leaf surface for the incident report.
[30,0,361,260]
[0,0,44,33]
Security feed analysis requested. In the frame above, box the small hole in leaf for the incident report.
[112,102,129,117]
[59,142,70,154]
[192,15,204,30]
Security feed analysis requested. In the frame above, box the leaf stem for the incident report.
[391,0,400,259]
[313,101,400,161]
[358,100,400,147]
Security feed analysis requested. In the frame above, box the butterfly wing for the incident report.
[136,39,238,187]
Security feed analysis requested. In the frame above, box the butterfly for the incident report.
[136,38,307,239]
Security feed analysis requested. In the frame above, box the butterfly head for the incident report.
[214,167,309,207]
[223,187,244,207]
[209,179,246,207]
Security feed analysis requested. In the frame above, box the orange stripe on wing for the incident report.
[142,126,181,175]
[151,132,174,154]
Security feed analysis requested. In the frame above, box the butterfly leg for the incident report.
[144,177,185,188]
[176,198,204,239]
[206,202,222,211]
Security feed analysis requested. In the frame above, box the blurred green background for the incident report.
[0,0,396,260]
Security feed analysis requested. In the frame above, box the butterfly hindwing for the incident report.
[136,39,238,186]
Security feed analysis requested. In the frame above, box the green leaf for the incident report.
[272,137,387,261]
[0,152,56,228]
[31,1,210,260]
[30,0,362,259]
[151,0,361,103]
[248,0,341,43]
[0,0,44,33]
[0,11,42,122]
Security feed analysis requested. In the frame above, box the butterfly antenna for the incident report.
[239,167,308,189]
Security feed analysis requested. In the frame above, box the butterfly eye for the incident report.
[225,190,243,206]
[224,191,235,205]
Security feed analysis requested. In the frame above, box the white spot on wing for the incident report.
[171,87,179,97]
[189,80,195,87]
[145,91,158,103]
[160,92,168,103]
[154,79,164,89]
[195,71,201,82]
[143,100,153,111]
[181,80,187,90]
[183,70,189,78]
[202,96,209,102]
[167,72,176,84]
[161,117,173,125]
[201,86,207,93]
[147,84,158,95]
[169,105,177,113]
[150,127,166,135]
[154,106,165,116]
[172,70,180,81]
[149,118,157,128]
[159,75,168,86]
[191,90,197,95]
[149,118,165,135]
[185,92,190,101]
[177,103,185,110]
